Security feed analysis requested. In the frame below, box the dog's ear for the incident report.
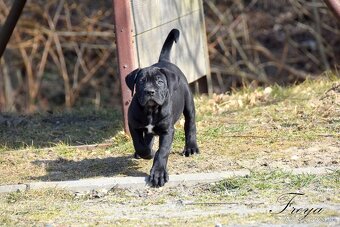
[125,68,141,96]
[159,68,179,95]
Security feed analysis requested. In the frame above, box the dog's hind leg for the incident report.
[129,127,154,159]
[182,92,199,157]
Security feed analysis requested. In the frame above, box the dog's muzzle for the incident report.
[138,89,166,107]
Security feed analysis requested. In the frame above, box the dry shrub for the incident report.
[0,0,118,112]
[204,0,340,93]
[0,0,339,112]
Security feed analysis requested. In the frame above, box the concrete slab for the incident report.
[0,184,27,193]
[0,167,337,194]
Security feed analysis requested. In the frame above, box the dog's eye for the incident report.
[156,79,164,85]
[139,78,146,84]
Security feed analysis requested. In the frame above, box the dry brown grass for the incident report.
[0,75,338,185]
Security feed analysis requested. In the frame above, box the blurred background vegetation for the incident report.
[0,0,339,113]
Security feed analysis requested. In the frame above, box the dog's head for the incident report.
[126,67,179,107]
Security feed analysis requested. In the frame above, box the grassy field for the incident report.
[0,73,339,226]
[0,170,338,226]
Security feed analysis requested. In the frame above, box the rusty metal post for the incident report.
[324,0,340,21]
[0,0,26,58]
[112,0,136,134]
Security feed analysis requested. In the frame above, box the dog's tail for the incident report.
[158,29,180,62]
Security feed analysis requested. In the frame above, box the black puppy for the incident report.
[125,29,199,187]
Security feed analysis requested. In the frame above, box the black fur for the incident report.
[126,29,199,187]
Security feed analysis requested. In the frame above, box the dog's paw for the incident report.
[149,161,169,187]
[182,146,199,157]
[134,151,154,160]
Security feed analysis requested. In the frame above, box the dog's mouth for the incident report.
[138,90,167,107]
[138,96,162,107]
[146,100,157,107]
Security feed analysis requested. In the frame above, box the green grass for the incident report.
[1,189,77,225]
[210,171,321,195]
[5,188,74,204]
[197,75,339,154]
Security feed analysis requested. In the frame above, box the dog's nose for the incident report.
[145,89,155,96]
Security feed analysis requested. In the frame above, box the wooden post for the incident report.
[324,0,340,21]
[0,0,27,58]
[199,0,213,95]
[112,0,136,134]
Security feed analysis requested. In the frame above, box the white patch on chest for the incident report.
[145,124,154,134]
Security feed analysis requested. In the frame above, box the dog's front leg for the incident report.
[149,128,174,187]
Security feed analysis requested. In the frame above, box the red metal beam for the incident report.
[0,0,27,58]
[324,0,340,21]
[112,0,136,134]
